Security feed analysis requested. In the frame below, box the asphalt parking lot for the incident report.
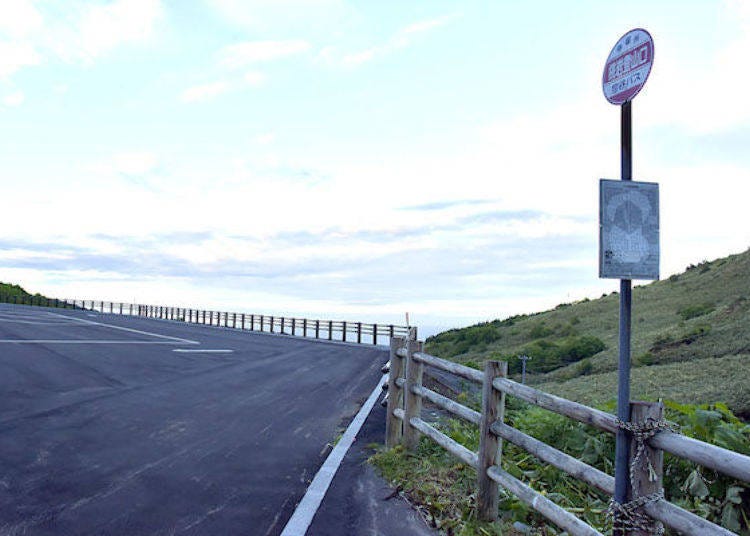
[0,303,388,535]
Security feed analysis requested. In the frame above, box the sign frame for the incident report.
[599,178,660,281]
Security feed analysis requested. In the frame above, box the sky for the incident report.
[1,0,749,336]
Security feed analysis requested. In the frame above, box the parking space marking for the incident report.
[0,340,193,344]
[45,312,199,345]
[172,349,234,353]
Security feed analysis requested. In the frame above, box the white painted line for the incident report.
[0,340,193,344]
[280,378,383,536]
[172,349,234,353]
[45,312,199,345]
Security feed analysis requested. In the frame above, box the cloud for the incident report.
[244,70,266,87]
[218,40,311,69]
[2,90,25,107]
[400,199,495,211]
[0,0,43,38]
[332,14,456,67]
[112,152,159,176]
[0,0,163,80]
[0,41,41,78]
[207,0,344,32]
[180,81,231,103]
[71,0,164,61]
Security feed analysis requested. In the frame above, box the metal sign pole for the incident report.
[613,100,633,511]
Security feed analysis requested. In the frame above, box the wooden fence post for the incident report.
[402,339,424,450]
[385,337,406,449]
[629,401,664,536]
[477,360,507,521]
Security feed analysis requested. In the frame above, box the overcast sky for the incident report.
[1,0,749,334]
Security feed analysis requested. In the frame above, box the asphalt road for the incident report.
[0,303,388,536]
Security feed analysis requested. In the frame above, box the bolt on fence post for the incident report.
[628,401,665,536]
[477,360,507,522]
[385,336,406,449]
[402,338,424,451]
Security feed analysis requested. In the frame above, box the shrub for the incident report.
[556,335,606,364]
[636,352,657,366]
[576,359,593,376]
[528,322,553,339]
[678,303,715,321]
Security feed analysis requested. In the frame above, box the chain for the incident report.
[616,417,679,485]
[606,491,665,535]
[606,417,679,534]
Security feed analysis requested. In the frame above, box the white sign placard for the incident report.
[599,179,660,280]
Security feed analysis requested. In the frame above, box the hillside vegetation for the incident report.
[425,248,750,416]
[0,282,36,298]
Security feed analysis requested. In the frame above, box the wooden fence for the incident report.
[385,335,750,536]
[0,294,411,346]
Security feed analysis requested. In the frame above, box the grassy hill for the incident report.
[425,248,750,416]
[0,282,42,300]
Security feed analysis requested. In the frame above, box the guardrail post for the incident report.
[303,319,307,337]
[477,360,507,521]
[260,315,264,331]
[328,321,333,340]
[315,320,319,338]
[628,401,664,536]
[270,316,275,333]
[373,325,378,345]
[250,314,255,330]
[402,338,424,450]
[232,313,236,328]
[292,318,296,336]
[342,321,347,342]
[357,322,362,344]
[386,336,406,449]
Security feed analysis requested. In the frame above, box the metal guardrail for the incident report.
[0,294,411,346]
[386,336,750,536]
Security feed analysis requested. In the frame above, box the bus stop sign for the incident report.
[602,28,654,105]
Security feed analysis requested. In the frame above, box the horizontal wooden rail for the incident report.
[410,351,483,383]
[491,421,734,536]
[409,417,479,468]
[492,377,618,433]
[493,377,750,483]
[485,466,603,536]
[491,421,613,495]
[650,431,750,484]
[413,384,481,425]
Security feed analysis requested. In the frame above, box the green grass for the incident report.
[424,247,750,415]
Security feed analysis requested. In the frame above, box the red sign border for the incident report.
[602,28,654,106]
